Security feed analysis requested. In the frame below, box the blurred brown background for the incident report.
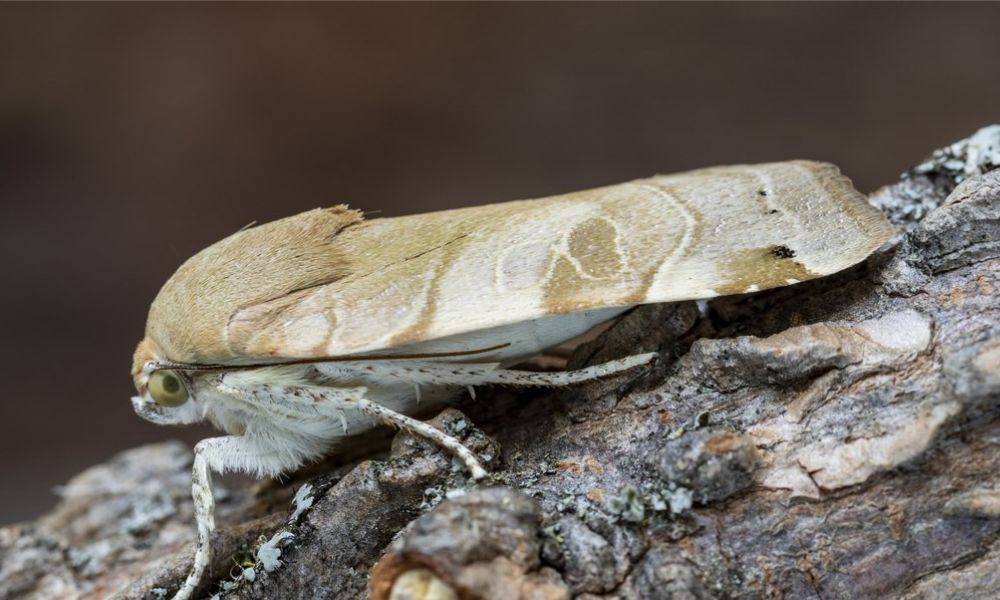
[1,3,997,524]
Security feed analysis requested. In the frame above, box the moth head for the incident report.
[131,337,203,425]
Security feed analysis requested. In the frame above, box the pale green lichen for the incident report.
[608,486,646,523]
[420,485,446,510]
[541,522,566,546]
[913,124,1000,183]
[68,540,115,576]
[608,481,695,525]
[445,416,469,436]
[210,482,312,594]
[211,549,263,595]
[122,491,176,534]
[556,494,577,514]
[257,531,295,572]
[666,486,694,513]
[288,483,315,523]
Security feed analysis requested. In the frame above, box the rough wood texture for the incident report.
[2,128,998,600]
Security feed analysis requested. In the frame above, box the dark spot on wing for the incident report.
[771,245,796,259]
[715,247,817,296]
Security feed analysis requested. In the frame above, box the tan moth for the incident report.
[131,160,892,598]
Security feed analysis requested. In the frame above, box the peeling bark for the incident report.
[2,128,998,600]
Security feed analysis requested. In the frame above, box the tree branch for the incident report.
[3,126,998,600]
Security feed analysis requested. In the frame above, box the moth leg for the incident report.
[171,439,217,600]
[221,378,488,479]
[218,377,372,435]
[363,352,657,388]
[476,352,657,386]
[173,436,270,600]
[352,395,488,480]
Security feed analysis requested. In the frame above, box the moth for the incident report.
[131,160,892,599]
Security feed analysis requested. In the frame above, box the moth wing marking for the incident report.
[220,162,890,363]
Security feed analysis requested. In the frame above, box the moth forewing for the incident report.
[131,160,891,599]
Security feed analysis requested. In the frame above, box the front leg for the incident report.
[173,436,282,600]
[218,376,489,480]
[224,377,489,480]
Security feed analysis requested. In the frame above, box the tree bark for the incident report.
[3,127,998,600]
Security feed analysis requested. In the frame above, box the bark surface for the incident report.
[2,128,998,600]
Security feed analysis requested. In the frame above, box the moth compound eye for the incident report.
[148,370,189,407]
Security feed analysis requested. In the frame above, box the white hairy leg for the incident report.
[216,379,488,479]
[171,439,219,600]
[217,375,369,429]
[351,394,488,479]
[173,436,284,600]
[336,352,657,388]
